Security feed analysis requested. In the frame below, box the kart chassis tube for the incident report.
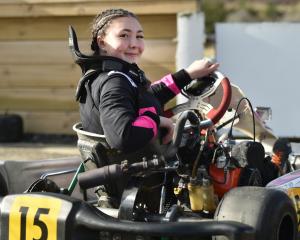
[76,204,254,240]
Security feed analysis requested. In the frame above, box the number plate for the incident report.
[0,194,72,240]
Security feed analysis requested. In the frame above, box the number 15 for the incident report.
[19,207,50,240]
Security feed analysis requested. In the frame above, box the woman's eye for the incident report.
[137,35,144,39]
[119,34,129,38]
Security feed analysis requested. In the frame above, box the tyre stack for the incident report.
[0,114,23,142]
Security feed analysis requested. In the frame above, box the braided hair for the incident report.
[91,8,138,55]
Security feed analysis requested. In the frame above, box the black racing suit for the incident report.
[78,67,192,207]
[80,69,191,153]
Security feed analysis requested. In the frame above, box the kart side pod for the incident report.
[0,193,255,240]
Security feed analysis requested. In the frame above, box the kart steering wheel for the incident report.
[164,71,232,125]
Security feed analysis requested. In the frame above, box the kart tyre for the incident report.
[214,186,297,240]
[0,172,8,196]
[0,114,23,142]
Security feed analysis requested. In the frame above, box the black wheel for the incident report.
[0,114,23,142]
[0,172,8,196]
[214,186,297,240]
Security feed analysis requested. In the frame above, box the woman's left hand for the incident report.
[185,58,219,80]
[159,116,174,144]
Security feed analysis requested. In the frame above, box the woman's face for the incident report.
[98,16,145,64]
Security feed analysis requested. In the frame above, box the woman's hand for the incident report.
[185,58,219,80]
[159,116,174,144]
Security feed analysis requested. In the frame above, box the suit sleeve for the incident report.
[99,75,160,153]
[149,69,192,105]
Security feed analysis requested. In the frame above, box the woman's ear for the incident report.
[97,37,107,54]
[97,37,105,49]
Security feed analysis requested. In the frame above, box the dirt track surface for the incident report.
[0,143,79,161]
[0,134,79,161]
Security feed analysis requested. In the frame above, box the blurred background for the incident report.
[0,0,299,160]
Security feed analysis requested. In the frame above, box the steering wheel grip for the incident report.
[163,72,232,126]
[206,76,231,124]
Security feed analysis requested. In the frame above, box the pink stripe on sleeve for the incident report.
[152,74,180,95]
[132,116,158,137]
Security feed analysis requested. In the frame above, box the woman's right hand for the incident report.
[185,58,219,80]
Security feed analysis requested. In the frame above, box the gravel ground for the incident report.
[0,134,80,161]
[2,134,300,162]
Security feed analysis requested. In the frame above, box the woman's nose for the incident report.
[129,37,137,48]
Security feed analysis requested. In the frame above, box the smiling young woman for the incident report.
[74,7,219,207]
[78,8,218,153]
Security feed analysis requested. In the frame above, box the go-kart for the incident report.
[0,27,298,240]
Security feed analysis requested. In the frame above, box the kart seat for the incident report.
[73,122,124,171]
[73,122,165,170]
[73,122,166,206]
